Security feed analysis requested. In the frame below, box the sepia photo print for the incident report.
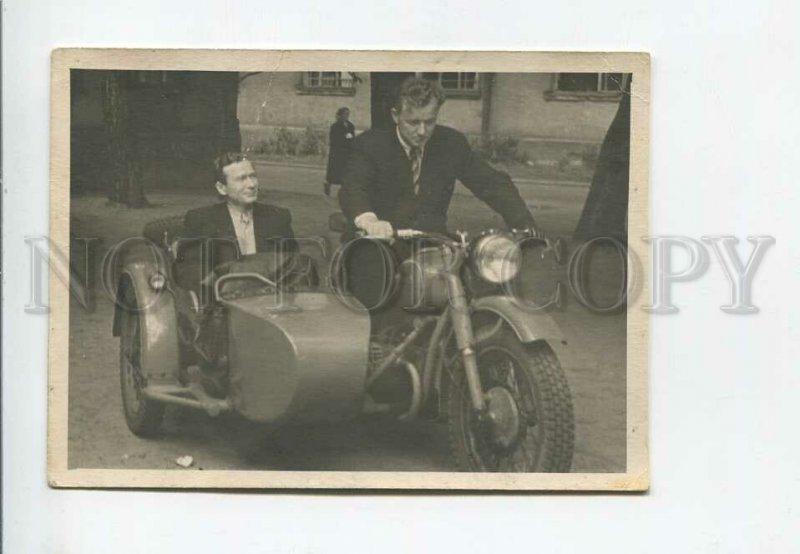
[48,50,649,490]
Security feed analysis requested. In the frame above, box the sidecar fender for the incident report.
[471,295,564,344]
[112,261,180,385]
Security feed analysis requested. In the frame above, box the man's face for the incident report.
[392,100,439,149]
[215,160,258,208]
[342,109,350,121]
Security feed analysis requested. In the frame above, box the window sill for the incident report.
[544,90,624,102]
[295,86,356,97]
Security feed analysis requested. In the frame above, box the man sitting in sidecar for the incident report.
[176,152,303,394]
[179,151,299,291]
[113,151,352,439]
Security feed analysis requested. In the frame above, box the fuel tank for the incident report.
[224,292,370,424]
[398,247,450,311]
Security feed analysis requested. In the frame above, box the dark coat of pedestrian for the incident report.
[325,107,356,194]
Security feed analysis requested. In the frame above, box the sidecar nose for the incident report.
[225,292,371,425]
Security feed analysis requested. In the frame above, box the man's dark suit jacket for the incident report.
[339,125,535,233]
[181,201,296,268]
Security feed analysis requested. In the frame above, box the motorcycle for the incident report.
[112,214,575,472]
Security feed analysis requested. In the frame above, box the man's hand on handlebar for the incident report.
[355,212,394,240]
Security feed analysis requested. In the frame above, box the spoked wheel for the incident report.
[445,327,574,472]
[119,288,165,437]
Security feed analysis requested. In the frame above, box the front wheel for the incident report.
[445,327,574,472]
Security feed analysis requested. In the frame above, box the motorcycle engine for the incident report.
[367,326,423,407]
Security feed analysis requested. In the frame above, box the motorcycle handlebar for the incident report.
[356,227,543,242]
[354,228,456,243]
[355,227,564,263]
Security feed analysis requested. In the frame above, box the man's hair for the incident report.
[214,151,249,184]
[392,77,446,113]
[336,106,350,119]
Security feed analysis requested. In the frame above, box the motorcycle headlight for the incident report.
[471,233,521,284]
[148,272,167,291]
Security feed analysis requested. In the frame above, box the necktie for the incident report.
[239,210,255,255]
[409,146,422,193]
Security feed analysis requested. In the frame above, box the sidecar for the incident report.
[112,216,370,437]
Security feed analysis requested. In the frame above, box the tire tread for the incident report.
[445,327,575,473]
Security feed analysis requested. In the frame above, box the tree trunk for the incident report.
[370,72,414,130]
[102,71,149,207]
[573,77,631,243]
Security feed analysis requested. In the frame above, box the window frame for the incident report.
[544,73,629,102]
[423,72,482,99]
[296,72,356,97]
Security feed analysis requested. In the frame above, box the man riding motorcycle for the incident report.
[339,76,538,318]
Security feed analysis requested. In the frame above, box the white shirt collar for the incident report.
[226,202,256,255]
[226,202,253,218]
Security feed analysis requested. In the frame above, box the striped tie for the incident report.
[409,146,422,193]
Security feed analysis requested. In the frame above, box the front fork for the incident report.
[445,272,487,414]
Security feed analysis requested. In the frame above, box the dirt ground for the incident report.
[67,163,627,473]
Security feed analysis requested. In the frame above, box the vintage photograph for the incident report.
[49,50,649,490]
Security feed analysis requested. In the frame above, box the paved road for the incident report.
[67,165,626,474]
[253,161,591,238]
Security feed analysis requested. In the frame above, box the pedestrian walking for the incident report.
[324,107,356,196]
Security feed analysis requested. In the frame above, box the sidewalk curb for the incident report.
[252,159,327,171]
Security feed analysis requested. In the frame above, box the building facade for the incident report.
[237,71,627,159]
[70,70,628,195]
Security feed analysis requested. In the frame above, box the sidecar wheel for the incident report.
[119,290,165,437]
[445,327,574,472]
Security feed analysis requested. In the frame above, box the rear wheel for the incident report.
[119,288,165,437]
[445,327,574,472]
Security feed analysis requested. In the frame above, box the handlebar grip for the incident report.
[510,227,544,239]
[355,229,424,240]
[395,229,425,239]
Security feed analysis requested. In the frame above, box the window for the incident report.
[135,71,170,86]
[297,72,356,96]
[422,72,481,98]
[545,73,628,101]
